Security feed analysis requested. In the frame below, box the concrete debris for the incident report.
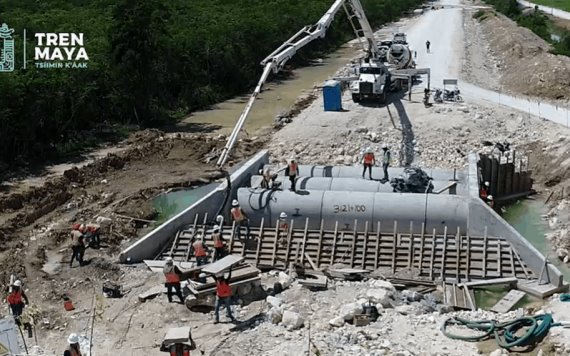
[266,296,283,309]
[365,288,392,307]
[281,310,304,330]
[340,302,364,321]
[278,272,293,289]
[266,307,283,325]
[329,316,345,327]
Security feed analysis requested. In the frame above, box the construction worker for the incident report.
[6,280,29,319]
[64,333,82,356]
[260,168,272,189]
[212,225,226,262]
[381,145,391,182]
[230,200,250,240]
[212,268,236,324]
[192,238,209,266]
[163,257,185,304]
[426,40,431,53]
[84,223,101,247]
[168,344,192,356]
[70,228,85,267]
[284,158,299,192]
[480,181,490,201]
[487,195,495,209]
[361,148,375,180]
[278,212,289,246]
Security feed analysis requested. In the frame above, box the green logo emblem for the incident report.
[0,23,15,72]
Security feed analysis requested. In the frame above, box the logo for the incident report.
[0,23,15,72]
[34,33,89,69]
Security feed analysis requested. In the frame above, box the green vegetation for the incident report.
[530,0,570,12]
[483,0,570,56]
[0,0,423,170]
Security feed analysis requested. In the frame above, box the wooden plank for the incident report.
[361,221,369,269]
[434,181,458,194]
[299,275,328,288]
[255,218,265,266]
[316,219,325,267]
[228,220,236,254]
[408,221,414,268]
[374,222,381,270]
[509,245,516,277]
[330,221,339,266]
[304,253,319,271]
[512,247,531,279]
[463,285,476,311]
[497,239,502,276]
[138,285,164,302]
[284,219,295,264]
[350,220,358,268]
[418,223,425,272]
[201,255,244,274]
[271,217,279,266]
[300,218,310,265]
[440,226,448,280]
[429,229,436,280]
[392,221,398,273]
[490,290,526,313]
[466,233,471,282]
[455,227,460,283]
[463,277,518,288]
[483,226,488,278]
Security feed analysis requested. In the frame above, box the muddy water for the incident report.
[181,44,358,134]
[153,183,218,223]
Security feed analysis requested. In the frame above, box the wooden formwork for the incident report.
[160,215,534,282]
[478,151,533,199]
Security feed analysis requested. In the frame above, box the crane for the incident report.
[216,0,385,169]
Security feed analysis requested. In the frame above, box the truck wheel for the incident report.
[352,94,361,103]
[455,95,463,102]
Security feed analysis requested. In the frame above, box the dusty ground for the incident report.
[2,0,570,355]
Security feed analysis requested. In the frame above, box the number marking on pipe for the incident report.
[333,204,366,213]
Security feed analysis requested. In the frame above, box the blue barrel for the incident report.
[323,80,342,111]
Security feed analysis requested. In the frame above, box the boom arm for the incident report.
[216,0,378,168]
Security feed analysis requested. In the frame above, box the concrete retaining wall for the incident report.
[119,150,270,263]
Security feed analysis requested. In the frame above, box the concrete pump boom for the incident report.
[216,0,381,169]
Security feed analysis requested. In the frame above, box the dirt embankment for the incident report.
[464,6,570,102]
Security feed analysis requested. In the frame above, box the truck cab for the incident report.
[350,61,390,103]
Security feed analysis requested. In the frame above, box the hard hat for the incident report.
[366,147,373,153]
[484,181,490,187]
[199,273,207,278]
[280,212,287,219]
[382,144,388,149]
[232,199,239,207]
[13,280,22,287]
[259,169,263,175]
[213,225,220,232]
[68,333,79,344]
[79,224,86,232]
[290,158,296,162]
[165,257,173,264]
[487,195,493,200]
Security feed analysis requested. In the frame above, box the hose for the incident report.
[212,170,231,225]
[441,314,558,349]
[560,293,570,302]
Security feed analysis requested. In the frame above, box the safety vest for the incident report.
[479,187,488,199]
[165,271,181,284]
[383,151,391,164]
[193,242,207,257]
[363,153,375,165]
[213,234,224,248]
[231,207,244,222]
[7,290,23,305]
[86,224,100,233]
[279,221,288,231]
[66,346,82,356]
[170,350,190,356]
[71,223,81,231]
[288,163,297,176]
[216,281,232,298]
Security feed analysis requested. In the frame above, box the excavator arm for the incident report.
[216,0,380,168]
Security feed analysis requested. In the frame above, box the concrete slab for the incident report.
[491,290,526,313]
[201,255,244,274]
[517,279,570,298]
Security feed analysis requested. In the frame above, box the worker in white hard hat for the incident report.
[362,147,376,180]
[163,257,185,303]
[230,199,250,240]
[212,225,226,262]
[260,167,272,189]
[381,144,391,182]
[284,158,299,192]
[487,195,495,209]
[277,212,289,246]
[64,333,82,356]
[6,279,29,319]
[211,266,237,324]
[480,181,490,201]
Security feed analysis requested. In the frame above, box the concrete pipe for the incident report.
[237,188,468,233]
[265,165,464,182]
[250,176,464,195]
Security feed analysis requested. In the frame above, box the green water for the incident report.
[153,183,217,223]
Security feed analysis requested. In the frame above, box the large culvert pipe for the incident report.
[265,165,463,181]
[237,188,468,233]
[250,176,463,195]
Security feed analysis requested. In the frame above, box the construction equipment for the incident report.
[386,33,415,69]
[217,0,391,169]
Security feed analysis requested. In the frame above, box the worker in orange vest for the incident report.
[64,333,82,356]
[6,280,29,319]
[212,267,236,324]
[480,181,490,200]
[163,257,185,303]
[361,147,376,180]
[212,225,226,262]
[278,212,289,246]
[284,158,299,192]
[192,238,209,266]
[230,200,250,240]
[70,229,86,267]
[168,344,192,356]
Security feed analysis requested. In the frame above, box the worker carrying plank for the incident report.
[163,257,185,304]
